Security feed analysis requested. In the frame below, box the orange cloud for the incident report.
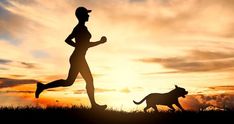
[181,93,234,111]
[180,85,234,111]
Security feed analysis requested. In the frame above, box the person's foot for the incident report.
[35,82,44,98]
[92,104,107,110]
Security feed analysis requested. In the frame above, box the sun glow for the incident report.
[105,59,139,88]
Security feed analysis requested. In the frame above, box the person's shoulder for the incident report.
[74,24,87,31]
[72,25,81,32]
[73,25,79,30]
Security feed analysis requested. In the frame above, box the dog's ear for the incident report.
[175,85,178,88]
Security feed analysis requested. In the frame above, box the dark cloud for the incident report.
[190,50,234,60]
[139,50,234,73]
[0,58,12,65]
[0,58,38,69]
[0,77,38,88]
[209,85,234,91]
[20,62,37,69]
[0,90,34,94]
[8,74,26,78]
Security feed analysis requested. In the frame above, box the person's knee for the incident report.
[63,79,75,86]
[86,82,94,90]
[84,76,93,84]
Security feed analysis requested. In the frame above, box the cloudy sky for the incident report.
[0,0,234,111]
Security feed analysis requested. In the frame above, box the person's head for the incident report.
[75,7,91,22]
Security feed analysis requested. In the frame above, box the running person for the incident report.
[35,7,107,110]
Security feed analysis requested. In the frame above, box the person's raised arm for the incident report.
[88,36,107,48]
[65,28,77,47]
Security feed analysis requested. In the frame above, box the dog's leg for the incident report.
[144,105,150,113]
[168,105,175,112]
[175,101,184,111]
[152,106,158,113]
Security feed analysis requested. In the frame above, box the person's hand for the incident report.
[100,36,107,43]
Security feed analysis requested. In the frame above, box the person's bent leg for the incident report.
[80,60,107,110]
[35,64,78,98]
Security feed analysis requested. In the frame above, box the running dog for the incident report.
[133,85,188,112]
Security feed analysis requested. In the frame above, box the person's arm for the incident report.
[65,28,77,47]
[88,36,107,48]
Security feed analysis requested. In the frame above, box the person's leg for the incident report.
[79,59,107,109]
[35,64,79,98]
[44,66,79,89]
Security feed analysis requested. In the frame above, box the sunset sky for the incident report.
[0,0,234,111]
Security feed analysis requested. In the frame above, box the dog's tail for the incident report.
[133,96,147,105]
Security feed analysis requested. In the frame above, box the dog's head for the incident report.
[174,85,188,98]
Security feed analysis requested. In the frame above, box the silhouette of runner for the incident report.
[35,7,107,110]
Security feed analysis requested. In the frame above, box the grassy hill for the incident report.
[0,106,232,124]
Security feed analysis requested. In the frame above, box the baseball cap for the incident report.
[76,7,92,15]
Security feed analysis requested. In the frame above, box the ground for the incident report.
[0,106,232,124]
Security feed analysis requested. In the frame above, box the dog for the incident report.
[133,85,188,112]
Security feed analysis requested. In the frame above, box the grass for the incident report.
[0,106,232,124]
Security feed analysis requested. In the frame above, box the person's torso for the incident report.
[74,24,92,55]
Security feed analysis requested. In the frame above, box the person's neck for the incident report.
[78,21,85,26]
